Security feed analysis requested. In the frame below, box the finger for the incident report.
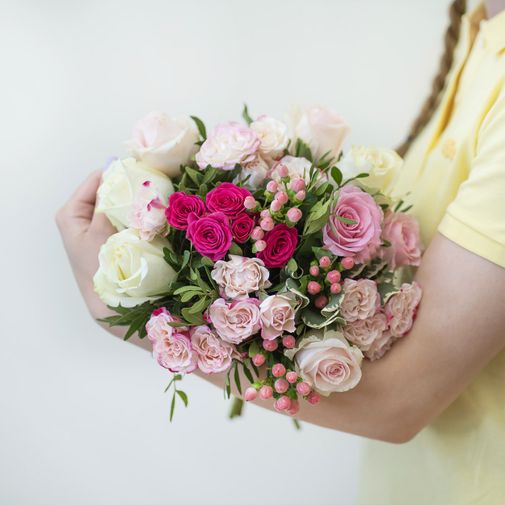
[90,210,116,237]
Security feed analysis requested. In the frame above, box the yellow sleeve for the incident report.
[438,86,505,268]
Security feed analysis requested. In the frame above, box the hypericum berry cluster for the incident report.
[307,255,355,309]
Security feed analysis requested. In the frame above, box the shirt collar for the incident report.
[466,2,505,54]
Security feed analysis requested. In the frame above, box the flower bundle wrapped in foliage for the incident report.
[95,106,423,420]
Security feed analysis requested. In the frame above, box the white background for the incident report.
[0,1,450,504]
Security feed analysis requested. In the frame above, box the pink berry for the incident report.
[289,178,305,192]
[330,282,342,294]
[244,387,257,401]
[282,335,296,349]
[252,353,266,366]
[270,199,282,213]
[326,270,341,284]
[314,295,328,309]
[309,265,320,277]
[266,180,279,193]
[307,281,321,295]
[286,207,302,223]
[307,391,321,405]
[274,378,289,394]
[260,217,274,231]
[275,191,289,205]
[295,190,306,202]
[319,256,331,268]
[255,240,267,252]
[277,164,289,178]
[272,363,286,378]
[262,339,278,352]
[286,399,300,416]
[341,257,355,269]
[259,385,273,399]
[296,381,311,396]
[286,371,298,383]
[251,227,264,241]
[275,395,292,411]
[260,209,270,219]
[244,196,257,210]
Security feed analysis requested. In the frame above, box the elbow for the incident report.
[369,405,427,444]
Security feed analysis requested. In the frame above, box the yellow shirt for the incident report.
[358,5,505,505]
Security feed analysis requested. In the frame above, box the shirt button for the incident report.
[442,138,457,160]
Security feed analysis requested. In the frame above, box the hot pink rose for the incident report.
[196,122,260,170]
[208,298,261,344]
[259,294,297,340]
[190,325,234,374]
[256,224,298,268]
[381,212,422,270]
[186,212,233,261]
[342,312,388,351]
[165,192,206,230]
[340,278,380,322]
[232,213,255,243]
[364,330,395,361]
[385,282,422,337]
[323,185,383,263]
[206,182,252,219]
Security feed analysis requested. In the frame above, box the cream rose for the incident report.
[96,157,173,230]
[340,279,380,322]
[287,105,349,160]
[235,155,270,189]
[250,115,289,160]
[125,111,199,178]
[286,329,363,395]
[338,145,403,194]
[270,155,312,184]
[259,294,297,340]
[211,255,271,299]
[93,229,177,307]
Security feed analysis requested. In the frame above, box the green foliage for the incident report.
[242,104,253,125]
[294,138,313,161]
[190,115,207,140]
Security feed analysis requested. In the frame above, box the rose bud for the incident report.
[295,190,306,202]
[277,164,289,178]
[286,371,298,383]
[251,226,265,241]
[275,191,289,205]
[274,378,289,394]
[307,391,321,405]
[252,353,266,367]
[260,217,274,231]
[307,281,322,295]
[244,387,258,401]
[266,180,279,193]
[282,334,296,349]
[260,209,270,219]
[286,399,300,416]
[326,270,341,284]
[254,239,267,252]
[244,196,257,210]
[341,257,355,269]
[319,256,331,268]
[309,265,320,277]
[259,385,273,399]
[289,178,305,192]
[272,363,286,378]
[296,381,311,396]
[270,199,282,213]
[275,396,292,411]
[286,207,302,223]
[330,282,342,294]
[262,339,279,352]
[314,295,328,309]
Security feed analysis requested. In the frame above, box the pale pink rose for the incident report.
[287,105,349,160]
[259,294,297,340]
[364,330,395,361]
[196,122,260,170]
[343,312,388,351]
[208,298,261,344]
[381,212,422,270]
[340,278,380,322]
[236,155,270,189]
[290,330,363,395]
[385,282,422,337]
[126,111,199,178]
[270,155,312,185]
[128,181,168,241]
[190,325,234,374]
[250,115,289,160]
[146,307,178,345]
[211,255,271,299]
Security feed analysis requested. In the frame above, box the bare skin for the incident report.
[56,170,505,443]
[485,0,505,18]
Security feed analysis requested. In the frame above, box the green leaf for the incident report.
[190,115,207,140]
[242,104,253,125]
[180,250,191,271]
[334,215,357,225]
[242,362,254,384]
[303,198,331,235]
[176,389,189,407]
[201,256,215,267]
[185,166,202,186]
[202,167,217,185]
[173,285,203,296]
[180,290,201,303]
[233,363,242,395]
[315,182,331,196]
[331,166,343,186]
[187,296,209,314]
[229,243,243,256]
[181,307,205,325]
[228,397,244,419]
[286,258,298,275]
[294,138,313,161]
[248,340,260,358]
[169,392,176,422]
[292,419,302,430]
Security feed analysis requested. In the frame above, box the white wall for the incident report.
[0,1,449,504]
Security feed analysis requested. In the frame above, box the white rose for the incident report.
[125,111,199,178]
[211,255,271,299]
[234,155,269,189]
[93,229,177,307]
[250,115,289,160]
[286,329,363,395]
[338,145,403,194]
[271,155,312,184]
[96,157,173,230]
[287,105,349,160]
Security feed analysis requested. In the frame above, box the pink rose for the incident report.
[208,298,261,344]
[186,212,233,261]
[196,122,260,170]
[342,312,388,351]
[211,255,270,299]
[323,185,383,263]
[256,224,298,268]
[381,212,422,270]
[290,330,363,395]
[206,182,252,219]
[165,192,206,230]
[190,325,234,374]
[364,330,395,361]
[232,213,255,243]
[340,278,380,322]
[259,294,297,340]
[146,307,178,344]
[129,181,168,241]
[385,282,422,337]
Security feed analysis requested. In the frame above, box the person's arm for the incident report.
[56,171,505,443]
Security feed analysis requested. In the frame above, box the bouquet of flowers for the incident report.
[95,106,423,421]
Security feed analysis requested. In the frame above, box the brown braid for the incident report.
[396,0,467,157]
